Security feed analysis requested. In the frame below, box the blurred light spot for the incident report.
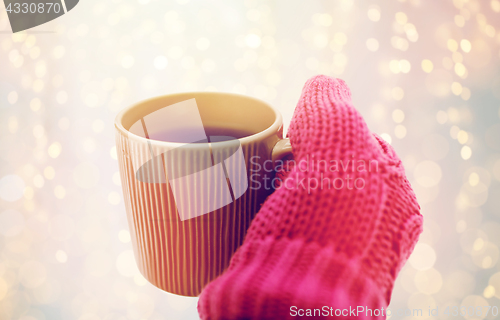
[485,25,496,38]
[392,109,405,123]
[32,79,44,92]
[116,250,139,277]
[436,110,448,124]
[246,9,261,22]
[121,55,135,69]
[110,146,117,160]
[30,98,41,111]
[24,186,34,200]
[367,7,381,22]
[461,39,471,52]
[414,161,442,187]
[448,107,460,123]
[56,250,67,263]
[460,229,487,254]
[33,125,44,139]
[196,37,210,51]
[54,185,66,199]
[48,142,62,158]
[35,61,47,78]
[333,32,347,45]
[404,24,418,42]
[492,0,500,12]
[119,230,131,243]
[455,15,465,27]
[455,63,467,77]
[457,130,468,144]
[73,162,100,189]
[399,60,411,73]
[461,87,471,100]
[472,242,499,269]
[447,39,458,51]
[19,261,46,288]
[153,55,168,70]
[366,38,379,52]
[8,91,18,104]
[313,34,328,48]
[468,172,480,186]
[414,268,442,294]
[391,87,404,100]
[395,12,407,24]
[8,116,18,133]
[461,146,472,160]
[483,285,495,298]
[391,36,409,51]
[460,295,489,319]
[0,209,24,237]
[380,133,392,144]
[245,34,261,48]
[452,51,463,63]
[489,272,500,299]
[389,60,400,74]
[0,174,25,202]
[314,13,333,26]
[33,174,44,188]
[56,91,68,104]
[394,125,406,139]
[108,192,121,205]
[451,82,463,95]
[473,238,484,251]
[409,243,436,270]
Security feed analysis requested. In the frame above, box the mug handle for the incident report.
[271,138,293,165]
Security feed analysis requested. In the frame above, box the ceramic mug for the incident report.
[115,92,291,296]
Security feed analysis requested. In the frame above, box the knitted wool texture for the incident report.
[198,75,423,319]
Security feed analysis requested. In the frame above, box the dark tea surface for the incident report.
[151,126,255,143]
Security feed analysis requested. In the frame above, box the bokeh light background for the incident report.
[1,0,500,319]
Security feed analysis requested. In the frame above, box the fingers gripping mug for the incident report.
[115,92,292,296]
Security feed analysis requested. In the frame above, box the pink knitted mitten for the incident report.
[197,75,423,319]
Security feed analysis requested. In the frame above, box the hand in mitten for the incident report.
[198,75,423,319]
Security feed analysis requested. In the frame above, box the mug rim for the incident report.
[114,91,283,147]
